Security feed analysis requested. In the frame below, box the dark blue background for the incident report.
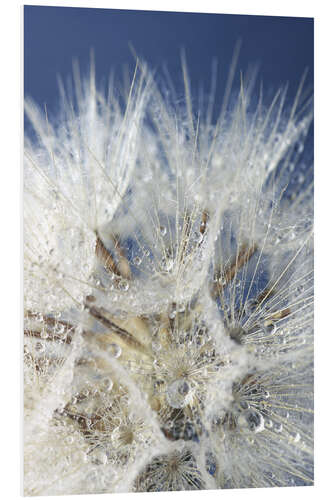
[24,6,313,119]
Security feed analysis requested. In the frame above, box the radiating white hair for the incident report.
[23,53,313,495]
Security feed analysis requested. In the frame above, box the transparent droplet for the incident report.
[298,143,304,154]
[178,303,186,313]
[82,388,90,397]
[178,380,190,395]
[65,435,74,445]
[102,377,113,392]
[35,342,45,353]
[56,324,66,335]
[166,378,193,409]
[168,303,177,319]
[40,330,48,339]
[239,409,265,433]
[160,226,167,236]
[262,322,277,335]
[108,343,122,359]
[162,257,174,273]
[194,231,203,244]
[118,279,129,292]
[293,432,301,443]
[152,340,162,352]
[245,299,257,315]
[275,423,283,433]
[154,379,164,391]
[133,256,142,266]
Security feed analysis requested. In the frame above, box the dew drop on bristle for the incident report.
[166,378,193,409]
[133,256,142,266]
[194,232,203,244]
[245,299,257,315]
[162,257,174,273]
[293,432,301,443]
[108,343,122,359]
[35,342,45,353]
[101,377,113,391]
[118,279,129,292]
[262,322,277,335]
[239,409,265,433]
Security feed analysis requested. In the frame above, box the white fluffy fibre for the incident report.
[24,57,313,495]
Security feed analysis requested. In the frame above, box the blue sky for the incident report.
[24,6,313,119]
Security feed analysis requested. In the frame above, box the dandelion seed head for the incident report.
[24,55,313,495]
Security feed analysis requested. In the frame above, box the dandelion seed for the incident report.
[24,54,313,495]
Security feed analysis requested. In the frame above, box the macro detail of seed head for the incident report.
[24,52,313,495]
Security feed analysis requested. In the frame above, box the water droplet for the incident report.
[162,257,174,273]
[262,322,277,335]
[65,435,74,445]
[56,324,65,335]
[245,299,257,315]
[118,279,129,291]
[82,388,90,397]
[178,380,190,395]
[194,231,203,244]
[133,256,142,266]
[298,143,304,154]
[40,330,48,339]
[160,226,167,236]
[35,342,45,353]
[239,409,265,433]
[166,378,193,409]
[293,432,301,443]
[168,303,177,319]
[152,340,162,351]
[275,423,283,433]
[102,377,113,392]
[108,343,122,358]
